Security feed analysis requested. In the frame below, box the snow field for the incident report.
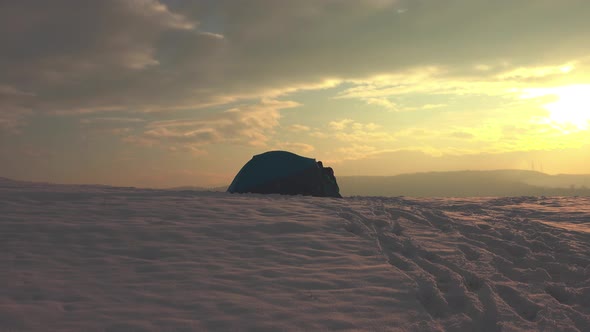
[1,180,589,331]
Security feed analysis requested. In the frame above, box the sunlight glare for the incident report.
[523,85,590,132]
[544,85,590,131]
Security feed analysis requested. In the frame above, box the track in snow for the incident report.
[336,196,590,331]
[1,179,590,331]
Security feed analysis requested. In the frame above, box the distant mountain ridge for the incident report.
[3,170,590,197]
[167,185,227,192]
[338,170,590,197]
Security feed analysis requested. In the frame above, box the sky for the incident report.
[1,0,590,188]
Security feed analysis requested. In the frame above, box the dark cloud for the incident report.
[1,0,589,131]
[176,0,590,89]
[0,0,218,118]
[1,1,193,78]
[0,85,35,133]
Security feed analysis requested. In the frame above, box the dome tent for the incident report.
[228,151,342,198]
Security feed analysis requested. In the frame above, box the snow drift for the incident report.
[1,179,589,331]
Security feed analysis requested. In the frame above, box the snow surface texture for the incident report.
[1,179,590,331]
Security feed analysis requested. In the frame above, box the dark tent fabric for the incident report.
[228,151,342,198]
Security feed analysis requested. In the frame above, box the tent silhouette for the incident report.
[228,151,342,198]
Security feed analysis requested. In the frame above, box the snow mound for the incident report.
[1,181,589,331]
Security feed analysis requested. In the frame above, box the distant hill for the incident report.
[0,176,39,188]
[338,170,590,197]
[4,171,590,197]
[167,185,227,192]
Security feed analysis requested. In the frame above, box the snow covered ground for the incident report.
[1,179,590,331]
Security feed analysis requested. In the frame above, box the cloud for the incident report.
[318,111,590,164]
[335,144,380,161]
[202,0,589,101]
[328,119,355,131]
[51,106,131,116]
[143,127,219,143]
[364,98,399,111]
[421,104,448,110]
[287,124,311,132]
[79,117,146,124]
[333,144,590,176]
[337,65,551,101]
[323,119,392,143]
[122,135,159,147]
[0,84,35,133]
[1,0,195,74]
[0,85,36,97]
[168,144,208,156]
[2,0,590,138]
[0,109,31,134]
[126,99,299,151]
[497,63,575,80]
[333,59,589,114]
[273,142,315,154]
[450,131,476,139]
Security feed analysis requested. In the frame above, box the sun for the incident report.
[542,85,590,131]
